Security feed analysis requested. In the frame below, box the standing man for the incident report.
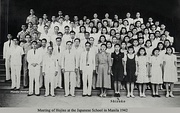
[9,38,24,90]
[42,46,58,97]
[3,34,13,82]
[72,38,84,88]
[38,38,48,88]
[27,41,42,96]
[80,42,96,96]
[53,37,65,89]
[22,34,32,88]
[61,41,78,97]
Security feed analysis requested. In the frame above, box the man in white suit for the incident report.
[27,41,42,96]
[53,37,65,89]
[3,34,13,82]
[42,46,58,97]
[80,42,96,97]
[61,41,78,97]
[9,38,24,90]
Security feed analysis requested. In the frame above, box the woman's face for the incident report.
[110,30,116,35]
[144,29,149,34]
[139,49,145,55]
[112,38,117,43]
[102,28,107,34]
[146,41,151,47]
[121,43,126,49]
[100,36,106,42]
[81,27,85,32]
[149,34,155,40]
[124,37,130,42]
[164,41,170,47]
[114,45,120,51]
[158,44,164,50]
[128,48,134,54]
[127,32,133,37]
[107,42,112,48]
[122,29,126,34]
[166,48,172,54]
[133,40,139,46]
[97,23,102,28]
[103,21,108,26]
[154,50,159,56]
[92,28,97,33]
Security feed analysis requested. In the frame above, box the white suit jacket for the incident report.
[3,40,13,59]
[80,50,95,71]
[27,49,42,69]
[42,53,58,74]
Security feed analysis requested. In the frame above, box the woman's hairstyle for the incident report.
[120,27,127,34]
[114,43,121,47]
[144,40,152,47]
[106,41,112,48]
[127,46,135,53]
[112,21,119,27]
[109,29,116,36]
[101,43,107,49]
[98,35,107,43]
[90,26,98,33]
[101,27,108,34]
[152,48,159,55]
[137,47,147,56]
[79,25,86,33]
[165,46,173,54]
[157,42,165,50]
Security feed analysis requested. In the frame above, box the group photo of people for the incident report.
[3,8,178,99]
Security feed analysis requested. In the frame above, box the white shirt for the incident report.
[125,18,134,25]
[63,20,71,27]
[27,49,42,68]
[61,49,78,71]
[10,45,24,66]
[134,18,144,24]
[42,53,58,74]
[62,34,71,48]
[80,50,95,71]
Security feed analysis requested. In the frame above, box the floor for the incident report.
[0,93,180,108]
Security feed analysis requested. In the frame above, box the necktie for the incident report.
[86,51,89,65]
[9,40,11,47]
[34,50,36,54]
[58,46,60,53]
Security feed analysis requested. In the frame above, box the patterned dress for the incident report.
[96,52,112,88]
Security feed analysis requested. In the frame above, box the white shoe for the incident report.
[166,92,169,98]
[169,93,174,98]
[130,94,135,98]
[127,94,130,98]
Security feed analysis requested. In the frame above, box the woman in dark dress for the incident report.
[111,44,125,97]
[124,46,137,98]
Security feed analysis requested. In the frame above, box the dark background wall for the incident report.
[1,0,180,51]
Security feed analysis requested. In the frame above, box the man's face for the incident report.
[85,44,91,51]
[32,42,37,49]
[47,47,53,55]
[25,36,31,42]
[54,27,59,33]
[30,9,34,15]
[13,39,19,45]
[74,40,80,46]
[44,26,49,32]
[7,34,12,40]
[66,42,72,50]
[56,39,61,46]
[41,40,47,47]
[52,16,56,21]
[70,33,75,39]
[64,27,70,33]
[33,25,38,30]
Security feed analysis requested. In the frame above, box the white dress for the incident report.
[149,55,163,84]
[163,54,177,83]
[136,56,149,83]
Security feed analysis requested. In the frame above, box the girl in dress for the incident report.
[123,36,131,47]
[163,46,177,98]
[124,46,137,98]
[112,21,120,33]
[164,39,175,53]
[96,44,112,97]
[138,37,145,47]
[120,41,128,55]
[90,26,101,46]
[101,27,110,41]
[111,44,125,97]
[136,47,149,97]
[109,29,116,41]
[149,48,163,97]
[97,21,103,34]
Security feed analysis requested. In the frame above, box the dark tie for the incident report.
[86,51,89,65]
[9,40,11,47]
[58,46,60,53]
[34,50,36,54]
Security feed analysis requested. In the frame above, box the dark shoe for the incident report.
[23,86,29,88]
[36,94,40,96]
[88,95,92,97]
[82,94,87,97]
[117,93,121,97]
[16,88,20,91]
[11,87,16,90]
[152,94,155,97]
[27,94,33,96]
[114,93,117,97]
[156,95,161,97]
